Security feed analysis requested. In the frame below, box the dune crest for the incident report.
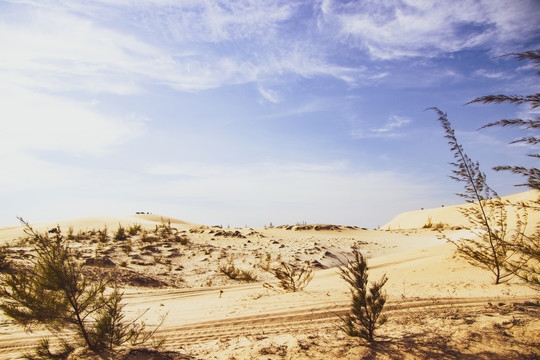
[382,189,539,230]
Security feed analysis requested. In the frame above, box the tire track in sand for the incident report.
[0,294,533,359]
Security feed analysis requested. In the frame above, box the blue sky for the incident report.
[1,0,539,228]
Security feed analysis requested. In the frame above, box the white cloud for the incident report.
[0,86,146,156]
[351,115,412,139]
[1,0,367,96]
[258,87,282,103]
[473,69,509,79]
[321,0,540,59]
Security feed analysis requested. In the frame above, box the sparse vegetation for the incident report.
[113,224,128,242]
[128,223,142,236]
[265,261,313,292]
[339,247,387,342]
[431,107,517,284]
[219,257,258,282]
[467,49,540,287]
[0,218,160,356]
[122,238,133,254]
[432,49,540,286]
[423,216,433,229]
[157,218,174,237]
[97,226,109,243]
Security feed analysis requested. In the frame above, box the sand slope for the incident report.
[382,190,539,230]
[0,193,538,359]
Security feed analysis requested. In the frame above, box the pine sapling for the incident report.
[339,247,387,342]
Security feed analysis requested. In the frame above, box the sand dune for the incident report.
[0,192,538,359]
[382,189,539,230]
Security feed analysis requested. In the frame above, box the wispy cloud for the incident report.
[321,0,540,60]
[258,86,282,103]
[473,69,509,79]
[0,1,363,96]
[351,115,412,139]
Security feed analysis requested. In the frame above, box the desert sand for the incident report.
[0,191,538,359]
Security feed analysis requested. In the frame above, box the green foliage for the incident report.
[0,219,159,354]
[339,247,387,342]
[265,262,313,292]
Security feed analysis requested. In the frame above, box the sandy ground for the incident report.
[0,191,538,359]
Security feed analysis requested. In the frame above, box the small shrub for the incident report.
[422,216,433,229]
[266,262,313,292]
[339,247,387,342]
[172,234,190,245]
[128,223,142,236]
[97,226,109,243]
[66,227,75,240]
[0,219,162,354]
[433,222,445,230]
[157,218,175,237]
[113,224,128,242]
[219,257,258,282]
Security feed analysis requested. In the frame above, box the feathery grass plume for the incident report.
[265,262,313,292]
[430,107,522,284]
[0,218,160,355]
[469,49,540,191]
[339,247,387,342]
[467,49,540,286]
